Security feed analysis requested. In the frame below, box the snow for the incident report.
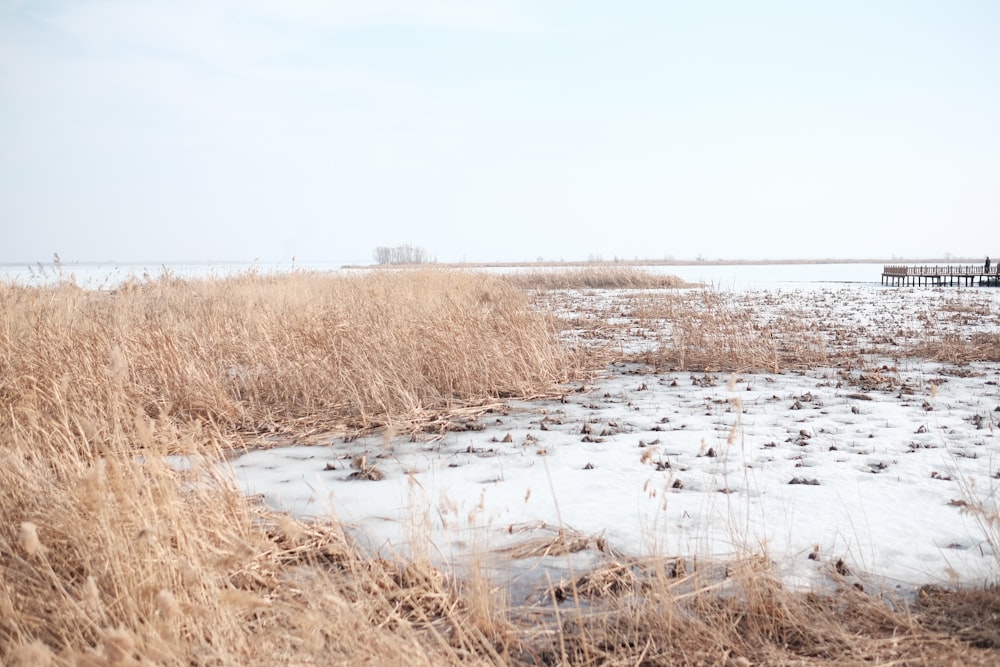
[227,274,1000,598]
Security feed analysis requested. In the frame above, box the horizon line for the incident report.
[0,256,987,269]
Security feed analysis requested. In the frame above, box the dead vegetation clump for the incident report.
[529,556,1000,666]
[915,585,1000,649]
[500,525,611,560]
[550,561,638,601]
[908,332,1000,364]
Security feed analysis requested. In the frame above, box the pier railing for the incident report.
[882,264,996,286]
[882,264,991,277]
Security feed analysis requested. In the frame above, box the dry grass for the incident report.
[0,270,568,665]
[2,270,999,665]
[0,451,511,665]
[909,332,1000,364]
[915,585,1000,649]
[2,270,573,444]
[520,554,1000,666]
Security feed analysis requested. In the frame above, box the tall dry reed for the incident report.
[505,266,690,290]
[0,270,569,665]
[2,270,573,445]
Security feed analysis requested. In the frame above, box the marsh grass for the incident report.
[625,290,787,372]
[506,266,691,290]
[3,270,999,665]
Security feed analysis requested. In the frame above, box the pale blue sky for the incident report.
[2,1,998,264]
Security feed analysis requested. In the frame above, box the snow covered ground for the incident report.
[229,277,1000,600]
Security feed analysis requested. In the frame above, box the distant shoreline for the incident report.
[1,257,982,270]
[342,257,981,270]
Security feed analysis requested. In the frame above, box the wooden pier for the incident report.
[882,264,1000,287]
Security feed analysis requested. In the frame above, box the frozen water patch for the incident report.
[229,281,1000,595]
[229,361,1000,594]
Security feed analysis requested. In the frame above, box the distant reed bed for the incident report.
[506,266,691,290]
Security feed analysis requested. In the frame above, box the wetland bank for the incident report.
[3,265,999,665]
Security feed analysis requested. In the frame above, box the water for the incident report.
[647,262,884,290]
[0,260,889,291]
[0,259,364,289]
[484,262,887,290]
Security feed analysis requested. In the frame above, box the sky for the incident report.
[2,1,999,265]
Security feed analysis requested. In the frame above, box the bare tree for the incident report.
[373,244,434,265]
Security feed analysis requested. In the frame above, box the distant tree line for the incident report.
[373,245,434,265]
